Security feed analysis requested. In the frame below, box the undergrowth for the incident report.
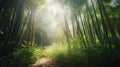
[10,42,44,67]
[1,38,120,67]
[44,38,120,67]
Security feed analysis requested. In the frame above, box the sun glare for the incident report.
[33,0,67,44]
[35,0,65,27]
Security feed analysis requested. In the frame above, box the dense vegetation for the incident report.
[0,0,120,67]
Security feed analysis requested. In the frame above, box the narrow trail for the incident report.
[30,58,59,67]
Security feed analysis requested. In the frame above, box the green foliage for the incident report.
[0,0,120,67]
[44,44,68,58]
[13,47,34,67]
[44,42,88,67]
[12,42,44,67]
[44,37,120,67]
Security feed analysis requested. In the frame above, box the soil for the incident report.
[29,58,59,67]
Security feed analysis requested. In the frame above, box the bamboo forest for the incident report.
[0,0,120,67]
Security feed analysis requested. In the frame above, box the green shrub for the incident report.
[12,43,44,67]
[44,37,120,67]
[44,43,88,67]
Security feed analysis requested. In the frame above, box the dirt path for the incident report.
[29,58,59,67]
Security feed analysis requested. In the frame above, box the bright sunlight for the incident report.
[0,0,120,67]
[34,0,68,45]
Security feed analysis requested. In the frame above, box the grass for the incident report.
[43,38,120,67]
[9,43,45,67]
[44,43,68,58]
[44,42,88,67]
[1,39,120,67]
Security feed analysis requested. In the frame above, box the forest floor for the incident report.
[30,57,59,67]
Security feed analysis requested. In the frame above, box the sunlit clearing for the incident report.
[44,43,68,58]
